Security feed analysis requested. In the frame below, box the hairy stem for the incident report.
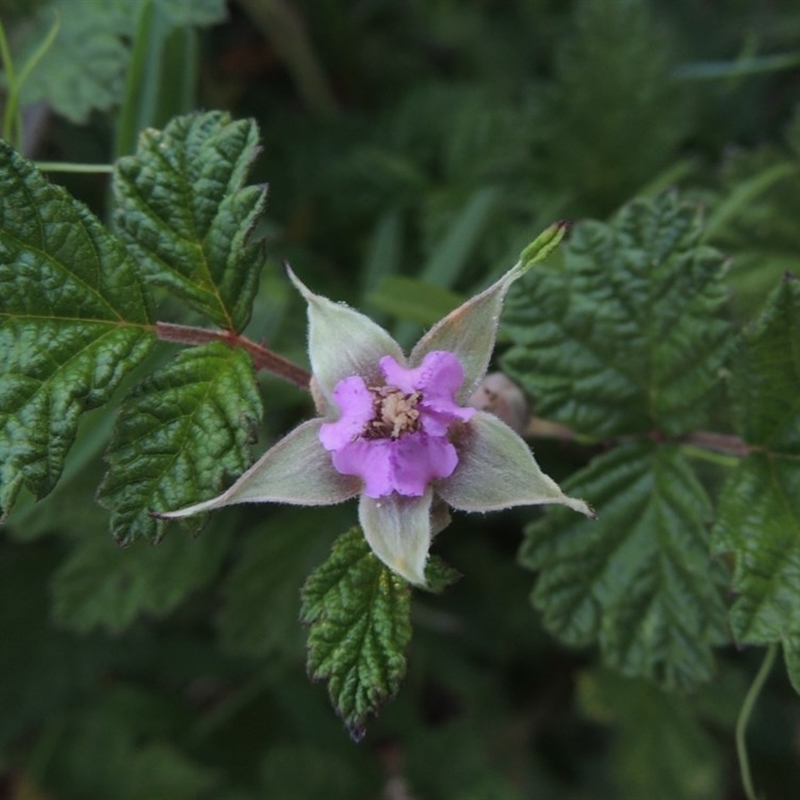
[155,321,311,390]
[736,644,777,800]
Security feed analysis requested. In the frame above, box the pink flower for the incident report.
[159,223,592,586]
[319,352,475,498]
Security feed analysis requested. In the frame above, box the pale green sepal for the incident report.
[358,489,434,587]
[410,222,568,402]
[158,419,360,518]
[437,411,593,516]
[287,266,405,403]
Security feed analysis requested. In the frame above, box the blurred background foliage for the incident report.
[2,0,800,798]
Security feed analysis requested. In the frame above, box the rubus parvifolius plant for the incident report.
[1,111,800,784]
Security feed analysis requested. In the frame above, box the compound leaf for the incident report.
[0,141,154,517]
[502,193,732,438]
[98,341,262,545]
[521,442,728,691]
[52,526,232,634]
[113,111,267,331]
[300,527,412,739]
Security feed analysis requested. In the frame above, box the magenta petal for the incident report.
[331,438,395,498]
[330,433,458,498]
[318,376,374,451]
[380,351,475,429]
[389,432,458,496]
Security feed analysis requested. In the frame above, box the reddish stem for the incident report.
[154,321,311,390]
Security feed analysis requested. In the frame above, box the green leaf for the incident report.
[521,443,728,691]
[300,527,412,738]
[712,455,800,644]
[710,279,800,647]
[113,111,267,331]
[16,0,226,124]
[577,669,724,800]
[0,141,154,517]
[97,342,262,545]
[730,274,800,454]
[502,193,732,438]
[52,526,232,634]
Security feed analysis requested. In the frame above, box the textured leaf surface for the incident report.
[17,0,227,124]
[97,342,262,545]
[301,527,412,738]
[521,443,728,691]
[52,527,232,634]
[114,111,267,331]
[0,142,154,516]
[502,193,731,438]
[711,279,800,647]
[730,275,800,454]
[712,456,800,643]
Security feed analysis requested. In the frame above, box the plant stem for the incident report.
[35,161,114,173]
[736,644,778,800]
[154,321,311,390]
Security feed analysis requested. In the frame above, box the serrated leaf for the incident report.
[710,280,800,648]
[521,443,728,691]
[0,142,154,517]
[730,274,800,454]
[16,0,227,124]
[52,526,232,634]
[113,111,267,331]
[97,341,262,545]
[577,669,724,800]
[502,193,732,438]
[712,455,800,644]
[300,527,412,737]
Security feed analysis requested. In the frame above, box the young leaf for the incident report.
[521,443,729,691]
[300,527,412,739]
[502,193,732,438]
[113,111,267,331]
[52,527,232,634]
[98,342,263,545]
[0,142,155,517]
[711,278,800,647]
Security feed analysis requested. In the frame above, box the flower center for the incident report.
[363,385,422,440]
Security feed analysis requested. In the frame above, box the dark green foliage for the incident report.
[301,527,412,739]
[0,141,155,516]
[98,342,263,544]
[502,194,732,438]
[522,443,729,691]
[3,1,800,797]
[113,112,267,331]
